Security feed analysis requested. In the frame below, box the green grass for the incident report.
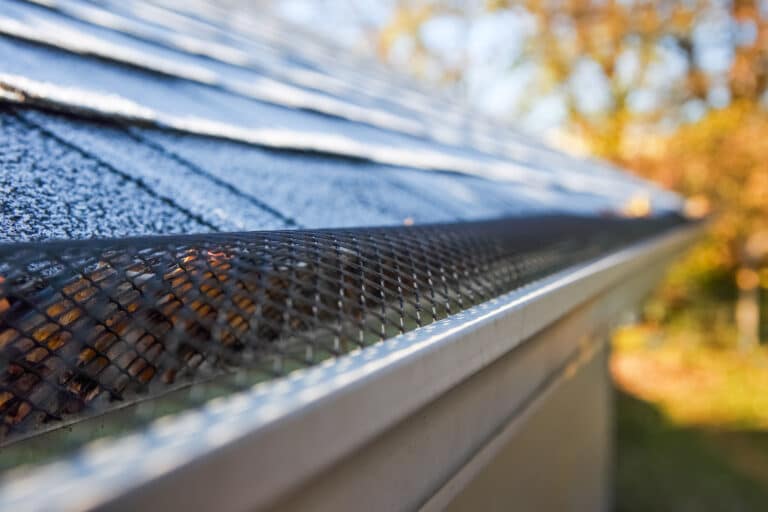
[613,326,768,511]
[616,391,768,512]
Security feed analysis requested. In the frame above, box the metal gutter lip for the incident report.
[0,222,702,512]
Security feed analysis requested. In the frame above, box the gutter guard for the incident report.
[0,215,685,446]
[0,218,700,510]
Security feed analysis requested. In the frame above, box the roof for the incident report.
[0,0,682,244]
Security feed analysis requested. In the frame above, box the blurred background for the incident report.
[250,0,768,509]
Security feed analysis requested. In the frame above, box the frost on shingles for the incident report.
[0,33,681,213]
[20,110,291,232]
[0,113,209,243]
[0,36,571,195]
[138,128,466,228]
[0,0,422,135]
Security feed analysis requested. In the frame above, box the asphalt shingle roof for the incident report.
[0,0,683,243]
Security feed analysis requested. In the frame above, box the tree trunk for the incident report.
[736,265,761,350]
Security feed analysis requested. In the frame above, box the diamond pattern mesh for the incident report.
[0,215,684,444]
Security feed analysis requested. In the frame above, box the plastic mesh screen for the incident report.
[0,215,685,444]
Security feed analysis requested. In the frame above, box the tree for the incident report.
[377,0,768,346]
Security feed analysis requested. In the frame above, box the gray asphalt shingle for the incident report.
[0,111,209,242]
[0,0,684,244]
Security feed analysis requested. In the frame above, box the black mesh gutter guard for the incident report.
[0,218,701,512]
[0,214,688,446]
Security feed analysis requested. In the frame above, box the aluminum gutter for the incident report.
[0,222,702,511]
[418,324,610,512]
